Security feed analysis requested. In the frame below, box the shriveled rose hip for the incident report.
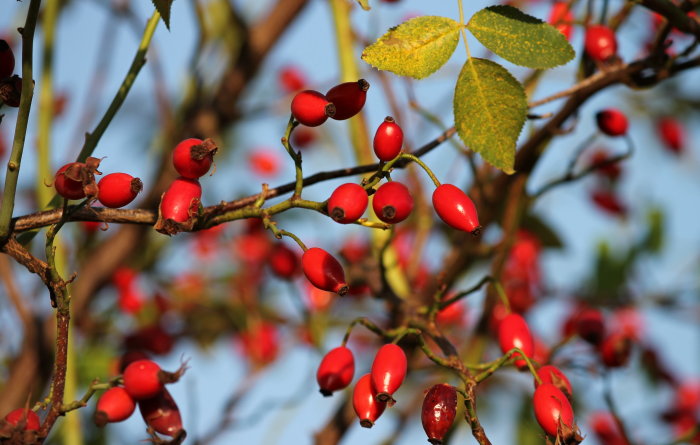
[54,162,87,200]
[326,79,369,120]
[138,388,184,437]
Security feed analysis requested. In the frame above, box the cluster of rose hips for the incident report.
[93,358,186,440]
[0,39,22,108]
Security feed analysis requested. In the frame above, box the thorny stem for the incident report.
[0,0,42,240]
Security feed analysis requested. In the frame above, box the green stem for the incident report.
[474,348,540,383]
[0,0,42,239]
[281,115,304,198]
[341,317,386,346]
[399,153,441,187]
[457,0,472,59]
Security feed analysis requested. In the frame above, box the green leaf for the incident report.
[467,5,575,69]
[362,16,461,79]
[453,58,527,173]
[355,0,371,11]
[152,0,174,29]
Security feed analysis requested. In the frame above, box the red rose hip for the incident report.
[160,177,202,223]
[370,343,407,403]
[0,39,15,79]
[373,116,404,161]
[657,117,684,154]
[123,359,164,400]
[421,383,458,444]
[498,313,534,369]
[54,162,88,200]
[138,388,184,437]
[549,2,574,40]
[97,173,142,208]
[372,181,414,224]
[317,346,355,396]
[172,138,217,178]
[328,183,368,224]
[326,79,369,120]
[533,383,575,437]
[432,184,481,235]
[535,365,573,399]
[291,90,335,127]
[269,243,300,279]
[585,25,618,62]
[352,373,387,428]
[596,109,628,136]
[301,247,348,296]
[94,387,136,426]
[4,408,40,431]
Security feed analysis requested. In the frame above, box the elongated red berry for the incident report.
[657,117,684,154]
[548,2,574,40]
[535,365,573,399]
[160,177,202,223]
[432,184,480,235]
[599,332,632,367]
[373,117,403,161]
[421,384,457,445]
[0,40,15,79]
[533,383,575,437]
[138,388,183,437]
[317,346,355,396]
[585,25,618,62]
[94,387,136,426]
[268,243,300,279]
[4,408,40,431]
[370,343,407,403]
[123,359,164,400]
[328,183,368,224]
[372,181,413,224]
[498,313,534,369]
[97,173,142,208]
[596,109,628,136]
[353,373,387,428]
[302,247,348,296]
[54,162,87,200]
[326,79,369,120]
[291,90,335,127]
[172,138,217,178]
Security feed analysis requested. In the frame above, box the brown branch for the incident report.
[635,0,700,38]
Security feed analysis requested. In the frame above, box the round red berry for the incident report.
[172,138,217,178]
[54,162,87,200]
[123,359,164,400]
[596,109,628,136]
[657,117,684,154]
[268,243,300,279]
[301,247,348,296]
[498,313,534,369]
[138,388,183,437]
[317,346,355,397]
[94,386,136,426]
[328,183,368,224]
[533,383,575,437]
[549,2,574,40]
[373,116,403,161]
[352,373,387,428]
[4,408,40,431]
[0,39,15,79]
[372,181,414,224]
[291,90,335,127]
[535,365,573,399]
[585,25,618,62]
[432,184,481,235]
[370,343,407,403]
[326,79,369,120]
[599,332,633,367]
[421,384,458,445]
[97,173,142,208]
[278,65,306,94]
[160,177,202,223]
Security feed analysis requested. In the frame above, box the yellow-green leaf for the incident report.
[362,16,461,79]
[454,58,527,174]
[467,5,575,69]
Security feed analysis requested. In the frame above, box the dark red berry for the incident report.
[138,388,184,437]
[352,373,387,428]
[498,313,534,369]
[585,25,618,62]
[533,383,575,437]
[268,242,300,279]
[54,162,87,200]
[97,173,142,208]
[4,408,40,431]
[317,346,355,396]
[370,343,407,403]
[536,365,573,399]
[432,184,480,235]
[421,384,457,445]
[172,138,217,178]
[94,387,136,426]
[123,359,164,400]
[301,247,348,296]
[589,411,626,445]
[0,39,15,79]
[0,75,22,107]
[372,181,414,224]
[328,183,368,224]
[326,79,369,120]
[596,109,628,136]
[549,2,574,40]
[599,332,633,367]
[576,308,606,345]
[591,189,627,216]
[589,148,622,180]
[373,116,404,161]
[160,177,202,223]
[657,117,684,154]
[291,90,335,127]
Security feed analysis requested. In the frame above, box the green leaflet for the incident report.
[362,16,461,79]
[467,5,574,69]
[453,58,527,174]
[152,0,174,29]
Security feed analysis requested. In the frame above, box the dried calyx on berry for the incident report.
[54,156,102,201]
